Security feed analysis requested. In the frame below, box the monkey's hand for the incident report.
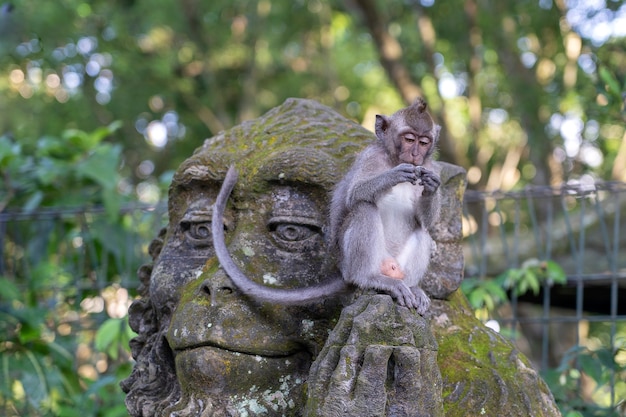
[349,163,419,206]
[389,163,420,185]
[416,167,440,196]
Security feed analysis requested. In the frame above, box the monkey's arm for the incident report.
[346,162,418,209]
[212,166,349,305]
[415,167,441,229]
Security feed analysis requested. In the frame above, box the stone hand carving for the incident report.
[306,294,443,417]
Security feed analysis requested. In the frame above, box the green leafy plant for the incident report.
[542,343,626,417]
[461,261,625,416]
[0,123,156,416]
[461,258,567,311]
[0,121,124,217]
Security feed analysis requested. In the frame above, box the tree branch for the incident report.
[351,0,422,103]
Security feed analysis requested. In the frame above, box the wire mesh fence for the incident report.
[463,181,626,410]
[0,202,167,313]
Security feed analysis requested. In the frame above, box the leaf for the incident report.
[95,318,124,360]
[483,293,495,310]
[102,187,122,222]
[0,136,21,168]
[468,287,487,309]
[483,280,508,303]
[595,348,616,370]
[524,269,540,295]
[0,277,21,301]
[599,67,622,97]
[63,121,122,151]
[545,260,567,284]
[460,277,479,294]
[62,129,92,151]
[521,258,540,269]
[36,136,71,159]
[75,144,121,189]
[22,190,43,213]
[579,353,603,385]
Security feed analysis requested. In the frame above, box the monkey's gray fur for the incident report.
[211,99,441,313]
[329,98,441,313]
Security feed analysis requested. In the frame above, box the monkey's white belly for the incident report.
[377,182,432,287]
[377,182,417,240]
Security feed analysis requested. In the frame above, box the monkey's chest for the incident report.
[376,183,418,243]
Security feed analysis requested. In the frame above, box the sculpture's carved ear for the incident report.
[375,114,389,141]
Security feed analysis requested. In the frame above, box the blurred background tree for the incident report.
[1,0,624,208]
[1,0,625,415]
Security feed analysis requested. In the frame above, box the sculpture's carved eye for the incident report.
[268,216,323,252]
[180,209,231,248]
[181,220,213,247]
[272,223,317,242]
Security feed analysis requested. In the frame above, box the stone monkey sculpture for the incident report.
[123,98,560,417]
[212,98,441,313]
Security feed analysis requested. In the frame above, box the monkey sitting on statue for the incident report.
[329,98,441,313]
[211,98,440,314]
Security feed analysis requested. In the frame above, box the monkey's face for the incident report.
[375,104,440,166]
[396,127,436,166]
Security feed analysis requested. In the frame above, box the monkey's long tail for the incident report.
[212,165,349,305]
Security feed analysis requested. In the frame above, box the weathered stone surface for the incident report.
[306,294,443,417]
[122,98,367,416]
[422,162,466,299]
[431,291,561,417]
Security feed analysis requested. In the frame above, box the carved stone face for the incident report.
[122,99,368,416]
[158,166,341,415]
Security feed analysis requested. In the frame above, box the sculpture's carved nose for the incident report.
[199,276,235,307]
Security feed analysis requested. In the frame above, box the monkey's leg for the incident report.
[340,205,418,308]
[396,229,433,314]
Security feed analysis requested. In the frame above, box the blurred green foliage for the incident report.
[0,123,165,415]
[1,0,625,194]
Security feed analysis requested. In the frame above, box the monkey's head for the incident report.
[375,97,441,166]
[122,99,368,416]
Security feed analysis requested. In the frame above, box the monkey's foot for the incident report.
[380,258,405,280]
[410,286,431,315]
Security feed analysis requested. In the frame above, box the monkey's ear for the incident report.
[374,115,389,140]
[432,124,442,142]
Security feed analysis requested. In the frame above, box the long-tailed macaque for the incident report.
[329,98,440,313]
[212,98,441,313]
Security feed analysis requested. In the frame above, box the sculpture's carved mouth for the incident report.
[174,341,304,358]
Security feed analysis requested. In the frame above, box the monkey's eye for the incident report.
[268,216,323,252]
[419,137,431,146]
[403,133,417,143]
